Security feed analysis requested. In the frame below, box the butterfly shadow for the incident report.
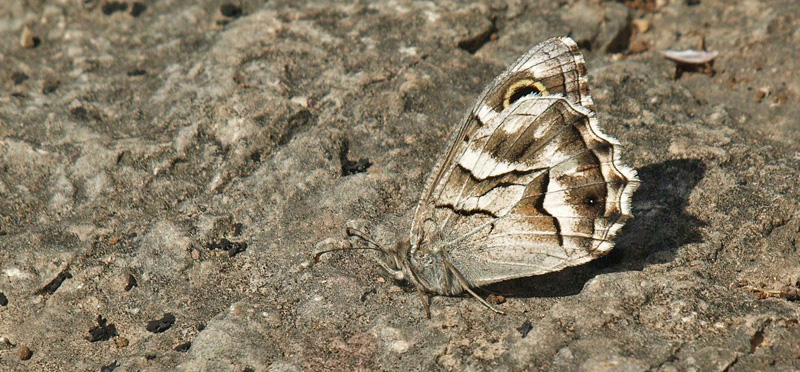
[485,158,706,298]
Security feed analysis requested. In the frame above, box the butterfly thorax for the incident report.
[394,239,467,296]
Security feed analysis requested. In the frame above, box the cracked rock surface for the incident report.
[1,0,799,371]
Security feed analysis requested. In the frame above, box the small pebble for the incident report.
[629,38,649,54]
[754,87,769,103]
[19,345,32,360]
[124,274,138,291]
[516,321,533,338]
[487,294,506,305]
[632,18,650,34]
[20,27,37,48]
[772,91,788,105]
[108,235,123,245]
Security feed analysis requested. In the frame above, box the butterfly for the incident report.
[315,36,639,317]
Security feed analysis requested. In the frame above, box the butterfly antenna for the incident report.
[313,227,408,281]
[312,244,385,263]
[345,227,387,252]
[312,227,388,263]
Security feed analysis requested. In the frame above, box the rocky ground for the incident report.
[1,0,799,371]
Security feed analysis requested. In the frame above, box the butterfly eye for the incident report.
[503,80,549,108]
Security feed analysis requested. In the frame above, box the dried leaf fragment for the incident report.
[660,49,718,78]
[660,49,718,64]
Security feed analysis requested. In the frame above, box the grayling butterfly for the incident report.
[316,36,639,316]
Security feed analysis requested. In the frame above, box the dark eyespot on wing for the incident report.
[486,71,537,112]
[507,84,541,106]
[563,180,606,218]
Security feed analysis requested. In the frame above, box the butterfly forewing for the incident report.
[412,37,594,242]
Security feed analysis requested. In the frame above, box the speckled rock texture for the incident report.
[1,0,799,371]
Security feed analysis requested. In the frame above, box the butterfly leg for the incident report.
[371,257,405,281]
[400,270,431,319]
[399,256,432,318]
[376,258,431,318]
[417,288,432,319]
[442,258,505,315]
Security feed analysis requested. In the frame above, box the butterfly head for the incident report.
[377,239,412,281]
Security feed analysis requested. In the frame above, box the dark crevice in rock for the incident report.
[87,315,118,342]
[605,14,633,54]
[129,2,146,17]
[278,109,314,146]
[220,3,243,18]
[127,69,147,77]
[457,17,498,54]
[37,270,72,295]
[206,238,248,257]
[146,313,176,333]
[124,273,137,291]
[11,72,28,85]
[517,321,533,337]
[101,1,128,15]
[174,341,192,352]
[100,361,118,372]
[339,139,371,176]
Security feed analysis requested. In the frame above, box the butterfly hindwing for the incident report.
[447,97,636,285]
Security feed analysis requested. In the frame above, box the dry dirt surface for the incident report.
[1,0,799,371]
